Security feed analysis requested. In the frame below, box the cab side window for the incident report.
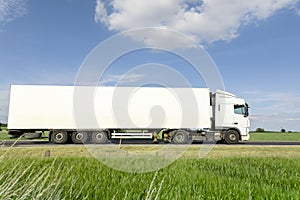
[234,105,245,115]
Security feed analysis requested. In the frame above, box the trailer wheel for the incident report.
[92,131,108,144]
[224,130,239,144]
[172,130,189,144]
[71,132,89,144]
[51,130,68,144]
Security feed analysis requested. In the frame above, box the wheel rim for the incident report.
[95,133,104,141]
[229,133,237,141]
[76,133,84,141]
[55,133,64,141]
[175,133,184,142]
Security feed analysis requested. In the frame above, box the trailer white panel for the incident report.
[8,85,211,130]
[8,85,75,130]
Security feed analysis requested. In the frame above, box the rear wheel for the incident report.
[71,132,89,144]
[172,130,189,144]
[51,130,68,144]
[92,131,108,144]
[224,130,239,144]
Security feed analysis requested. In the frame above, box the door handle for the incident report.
[234,122,238,125]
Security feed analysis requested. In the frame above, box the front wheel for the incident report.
[51,130,68,144]
[224,130,239,144]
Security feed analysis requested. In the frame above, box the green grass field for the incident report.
[1,145,300,199]
[1,156,299,199]
[1,126,299,199]
[249,132,300,141]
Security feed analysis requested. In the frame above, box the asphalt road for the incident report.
[1,140,300,147]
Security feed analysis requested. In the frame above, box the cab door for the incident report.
[233,104,249,136]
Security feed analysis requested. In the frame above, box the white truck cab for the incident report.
[212,90,250,143]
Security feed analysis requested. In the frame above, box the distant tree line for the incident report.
[255,128,265,132]
[0,122,7,127]
[254,127,293,133]
[0,122,7,131]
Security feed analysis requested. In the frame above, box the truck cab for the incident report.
[212,90,250,144]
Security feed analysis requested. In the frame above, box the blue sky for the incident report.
[0,0,300,131]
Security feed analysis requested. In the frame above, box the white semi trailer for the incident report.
[7,85,250,144]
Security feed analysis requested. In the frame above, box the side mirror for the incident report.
[244,103,249,117]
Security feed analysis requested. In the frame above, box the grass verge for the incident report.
[249,132,300,141]
[1,145,300,158]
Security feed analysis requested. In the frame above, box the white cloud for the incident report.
[99,73,145,86]
[0,0,27,29]
[95,0,299,46]
[123,27,197,49]
[286,117,300,121]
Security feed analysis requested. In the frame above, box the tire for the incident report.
[224,130,239,144]
[71,132,89,144]
[172,130,189,144]
[51,130,68,144]
[91,131,108,144]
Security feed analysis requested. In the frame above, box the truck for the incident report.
[7,85,250,144]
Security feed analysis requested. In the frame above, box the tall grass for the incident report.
[0,157,299,199]
[0,158,86,199]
